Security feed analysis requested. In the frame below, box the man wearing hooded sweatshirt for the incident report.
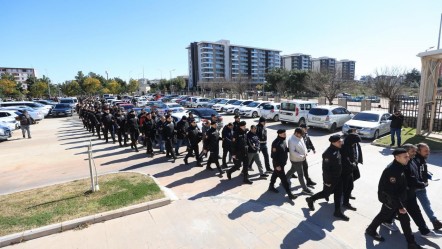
[287,128,312,195]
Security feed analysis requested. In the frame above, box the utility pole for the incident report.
[438,13,442,49]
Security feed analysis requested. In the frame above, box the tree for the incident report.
[127,79,139,94]
[229,74,251,99]
[83,77,101,95]
[306,71,343,105]
[404,68,421,87]
[265,68,287,92]
[25,75,38,92]
[29,81,48,98]
[113,77,127,92]
[286,70,308,94]
[0,78,18,96]
[107,80,121,94]
[373,67,405,102]
[60,80,81,96]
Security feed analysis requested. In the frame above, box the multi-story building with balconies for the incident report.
[187,40,280,89]
[311,57,337,75]
[0,67,36,89]
[336,59,356,80]
[281,53,311,71]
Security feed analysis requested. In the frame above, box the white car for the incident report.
[0,123,12,141]
[260,102,281,121]
[307,105,354,132]
[239,101,270,118]
[0,110,20,130]
[0,106,45,121]
[224,100,254,115]
[156,103,185,116]
[171,111,203,130]
[342,111,392,139]
[189,97,211,108]
[212,99,237,112]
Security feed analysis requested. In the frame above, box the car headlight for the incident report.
[0,129,5,135]
[343,124,349,129]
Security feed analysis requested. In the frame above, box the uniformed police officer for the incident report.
[221,123,233,168]
[203,121,223,176]
[232,115,241,135]
[94,108,103,140]
[126,110,140,152]
[142,112,155,157]
[102,107,116,144]
[163,115,176,162]
[184,118,203,167]
[226,121,252,184]
[115,109,128,146]
[268,129,296,200]
[306,134,349,221]
[365,148,425,249]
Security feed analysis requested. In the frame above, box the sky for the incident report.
[1,0,442,84]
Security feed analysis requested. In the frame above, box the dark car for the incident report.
[118,104,135,111]
[51,104,73,117]
[133,107,152,115]
[188,108,223,130]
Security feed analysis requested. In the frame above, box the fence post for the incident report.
[318,97,327,105]
[338,98,347,109]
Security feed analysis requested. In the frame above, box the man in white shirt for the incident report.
[286,128,313,195]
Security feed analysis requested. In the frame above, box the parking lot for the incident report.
[1,110,442,248]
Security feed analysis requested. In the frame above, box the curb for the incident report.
[371,141,442,153]
[0,172,175,248]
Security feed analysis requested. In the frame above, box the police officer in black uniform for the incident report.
[126,110,140,152]
[101,107,116,144]
[221,123,233,168]
[142,112,155,157]
[365,148,425,249]
[306,135,349,221]
[203,121,223,176]
[115,109,128,147]
[226,121,252,184]
[268,129,296,200]
[184,118,203,166]
[232,115,241,135]
[256,117,272,173]
[94,108,103,140]
[163,115,176,162]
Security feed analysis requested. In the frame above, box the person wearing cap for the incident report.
[175,116,189,155]
[203,121,223,176]
[94,108,103,140]
[115,109,128,147]
[256,117,272,173]
[299,124,316,186]
[221,123,234,168]
[184,118,203,166]
[287,128,312,195]
[210,114,221,131]
[388,109,404,147]
[18,110,33,139]
[226,121,252,184]
[306,134,349,221]
[268,129,297,200]
[127,110,140,152]
[247,125,268,178]
[163,115,177,162]
[232,115,241,135]
[101,107,116,144]
[142,113,155,157]
[340,128,363,211]
[365,148,425,249]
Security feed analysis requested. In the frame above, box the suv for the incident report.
[307,105,354,132]
[260,102,281,122]
[279,100,317,126]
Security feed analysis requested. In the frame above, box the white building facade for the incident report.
[0,67,36,89]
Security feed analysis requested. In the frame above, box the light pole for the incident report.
[169,69,175,80]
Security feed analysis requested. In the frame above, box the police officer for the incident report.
[142,112,155,157]
[203,121,223,176]
[126,110,140,152]
[300,124,316,186]
[226,121,252,184]
[365,148,424,249]
[232,115,241,135]
[94,108,103,140]
[268,129,296,200]
[101,107,116,144]
[175,116,189,155]
[184,118,203,166]
[163,115,176,162]
[115,109,128,147]
[221,123,233,168]
[306,135,348,221]
[256,117,272,173]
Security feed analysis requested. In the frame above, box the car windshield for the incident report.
[281,102,296,111]
[60,99,74,104]
[194,109,217,117]
[227,100,237,104]
[168,104,181,108]
[218,99,228,104]
[247,102,260,107]
[232,101,242,105]
[262,104,274,110]
[352,113,380,122]
[309,108,329,115]
[209,99,219,103]
[55,104,70,108]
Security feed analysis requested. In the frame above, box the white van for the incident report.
[279,100,317,126]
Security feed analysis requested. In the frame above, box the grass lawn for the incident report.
[373,127,442,150]
[0,172,164,236]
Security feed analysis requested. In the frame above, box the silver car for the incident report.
[307,105,353,132]
[342,111,392,139]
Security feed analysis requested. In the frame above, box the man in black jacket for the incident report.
[232,115,241,135]
[163,115,176,162]
[388,109,404,147]
[365,148,424,249]
[300,124,316,186]
[115,109,128,147]
[142,113,155,157]
[126,110,140,152]
[101,107,116,144]
[203,121,223,176]
[175,116,189,155]
[247,125,267,177]
[257,117,272,173]
[226,121,252,184]
[268,129,296,200]
[19,110,34,139]
[306,135,348,221]
[184,118,203,166]
[94,108,103,140]
[221,123,233,168]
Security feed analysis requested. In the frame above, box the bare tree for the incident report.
[229,74,251,99]
[306,71,343,105]
[373,67,405,101]
[275,81,287,97]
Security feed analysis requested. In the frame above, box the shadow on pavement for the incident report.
[189,178,242,201]
[101,152,147,166]
[119,156,173,171]
[153,164,193,178]
[379,147,394,156]
[165,169,217,189]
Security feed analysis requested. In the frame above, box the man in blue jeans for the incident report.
[414,143,442,230]
[388,109,404,147]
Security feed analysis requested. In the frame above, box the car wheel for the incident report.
[197,105,202,108]
[273,114,279,122]
[281,121,287,124]
[252,111,258,118]
[221,108,224,112]
[329,123,337,133]
[234,109,239,115]
[298,118,305,126]
[373,130,379,140]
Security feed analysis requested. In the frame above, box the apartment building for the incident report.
[336,59,356,80]
[0,67,36,89]
[187,40,281,89]
[281,53,311,71]
[311,57,337,75]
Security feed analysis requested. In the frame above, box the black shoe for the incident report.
[248,167,254,171]
[307,180,317,186]
[365,229,385,242]
[343,203,357,211]
[184,158,189,165]
[119,143,123,147]
[266,169,274,173]
[292,174,298,178]
[306,197,315,211]
[218,172,224,178]
[222,164,228,169]
[349,195,356,200]
[268,186,279,193]
[206,166,214,171]
[288,193,297,200]
[243,179,253,184]
[195,163,204,167]
[260,174,269,178]
[333,212,350,221]
[432,219,442,230]
[227,171,232,180]
[325,197,329,202]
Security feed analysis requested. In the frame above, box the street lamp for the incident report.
[169,69,176,80]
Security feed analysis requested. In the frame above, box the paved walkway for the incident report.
[1,115,441,248]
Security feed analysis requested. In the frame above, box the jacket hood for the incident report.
[344,133,361,145]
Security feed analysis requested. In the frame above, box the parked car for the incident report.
[224,100,254,115]
[202,98,224,108]
[0,123,12,141]
[181,96,200,107]
[279,100,318,125]
[0,110,20,130]
[59,98,77,110]
[238,101,270,118]
[117,104,135,111]
[171,111,202,130]
[188,108,223,130]
[342,111,391,139]
[51,104,73,117]
[189,97,211,108]
[260,102,281,122]
[307,105,354,132]
[0,106,44,122]
[349,96,364,102]
[0,101,51,117]
[365,96,380,103]
[156,103,185,116]
[212,99,238,112]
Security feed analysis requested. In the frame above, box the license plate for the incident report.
[312,117,320,121]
